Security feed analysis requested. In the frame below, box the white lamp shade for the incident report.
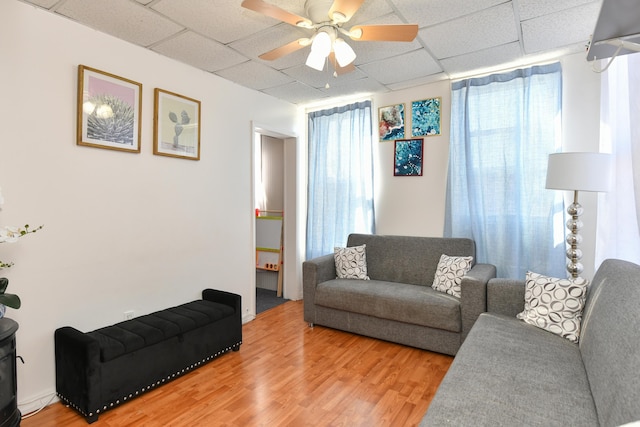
[333,38,356,67]
[306,50,326,71]
[546,152,613,192]
[311,30,332,57]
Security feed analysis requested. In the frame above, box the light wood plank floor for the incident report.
[22,300,453,427]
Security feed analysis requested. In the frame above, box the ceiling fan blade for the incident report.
[349,24,419,42]
[329,52,356,75]
[241,0,312,28]
[328,0,365,23]
[259,38,311,61]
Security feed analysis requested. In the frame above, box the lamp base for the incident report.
[565,196,584,279]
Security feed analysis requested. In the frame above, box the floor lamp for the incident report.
[546,152,613,279]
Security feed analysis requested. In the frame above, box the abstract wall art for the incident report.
[411,97,441,137]
[378,103,405,142]
[394,138,423,176]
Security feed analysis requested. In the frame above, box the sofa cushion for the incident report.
[579,259,640,427]
[315,279,461,332]
[334,244,369,280]
[431,254,473,298]
[421,313,598,426]
[88,300,234,362]
[346,234,475,285]
[516,272,588,343]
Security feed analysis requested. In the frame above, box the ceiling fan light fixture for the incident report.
[311,30,332,57]
[333,38,356,67]
[296,19,313,28]
[306,50,326,71]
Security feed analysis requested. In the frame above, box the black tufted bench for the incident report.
[54,289,242,423]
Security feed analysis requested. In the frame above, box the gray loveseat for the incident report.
[302,234,497,356]
[422,259,640,426]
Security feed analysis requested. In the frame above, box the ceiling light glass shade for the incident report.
[311,30,332,57]
[333,38,356,67]
[306,50,326,71]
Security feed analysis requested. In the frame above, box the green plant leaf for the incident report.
[0,293,21,309]
[0,278,8,294]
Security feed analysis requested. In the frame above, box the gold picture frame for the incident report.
[153,88,201,160]
[77,65,142,153]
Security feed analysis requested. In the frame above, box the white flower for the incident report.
[0,226,22,244]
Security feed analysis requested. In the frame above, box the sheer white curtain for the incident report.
[446,63,565,279]
[306,101,375,260]
[596,54,640,265]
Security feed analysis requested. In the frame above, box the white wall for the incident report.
[372,54,602,278]
[0,1,299,412]
[373,80,452,237]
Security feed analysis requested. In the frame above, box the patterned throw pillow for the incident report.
[516,271,588,343]
[334,244,370,280]
[431,254,473,298]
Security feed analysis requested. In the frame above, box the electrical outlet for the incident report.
[124,310,135,320]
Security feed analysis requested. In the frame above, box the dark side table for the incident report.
[0,318,20,427]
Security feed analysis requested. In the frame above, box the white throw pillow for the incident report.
[431,254,473,298]
[516,271,588,343]
[334,244,370,280]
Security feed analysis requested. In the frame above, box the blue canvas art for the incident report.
[411,97,441,137]
[394,138,423,176]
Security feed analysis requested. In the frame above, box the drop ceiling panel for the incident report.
[358,49,442,85]
[18,0,606,105]
[517,0,599,20]
[521,3,601,53]
[441,41,523,75]
[151,0,280,44]
[55,0,184,47]
[420,2,519,59]
[393,0,507,28]
[216,61,294,90]
[152,31,247,72]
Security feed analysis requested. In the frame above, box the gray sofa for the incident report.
[302,233,497,356]
[422,259,640,426]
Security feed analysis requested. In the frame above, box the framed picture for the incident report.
[379,103,405,142]
[411,97,441,137]
[77,65,142,152]
[394,138,423,176]
[153,88,201,160]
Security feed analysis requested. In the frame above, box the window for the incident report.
[446,63,565,278]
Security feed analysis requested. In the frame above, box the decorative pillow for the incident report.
[516,271,588,343]
[431,254,473,298]
[334,244,370,280]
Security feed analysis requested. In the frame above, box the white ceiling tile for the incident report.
[282,63,367,89]
[320,76,388,98]
[151,0,279,44]
[516,0,601,20]
[440,41,523,75]
[391,0,507,27]
[22,0,58,8]
[345,0,394,26]
[358,49,442,85]
[215,61,294,90]
[152,31,247,72]
[262,81,329,104]
[55,0,183,47]
[521,2,601,53]
[420,2,519,59]
[229,24,312,62]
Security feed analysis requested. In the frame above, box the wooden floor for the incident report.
[21,301,453,427]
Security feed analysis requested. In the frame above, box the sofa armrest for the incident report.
[54,326,101,421]
[487,278,525,317]
[460,263,497,341]
[302,253,336,323]
[202,288,241,314]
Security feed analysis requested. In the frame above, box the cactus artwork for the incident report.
[169,110,191,149]
[86,94,135,145]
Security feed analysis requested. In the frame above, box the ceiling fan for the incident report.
[241,0,419,74]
